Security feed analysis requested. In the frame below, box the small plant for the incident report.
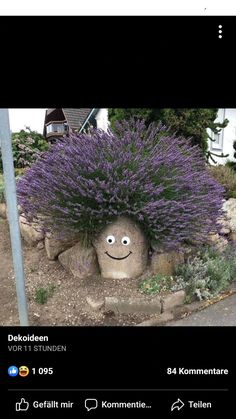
[35,284,56,305]
[139,274,184,295]
[208,164,236,199]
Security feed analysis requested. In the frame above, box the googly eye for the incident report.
[121,236,130,245]
[106,235,115,244]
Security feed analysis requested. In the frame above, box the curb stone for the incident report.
[161,290,186,312]
[104,290,187,315]
[136,284,236,326]
[104,296,162,315]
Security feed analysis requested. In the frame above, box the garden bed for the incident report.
[0,219,184,326]
[1,217,236,326]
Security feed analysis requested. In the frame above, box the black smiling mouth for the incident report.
[105,251,132,260]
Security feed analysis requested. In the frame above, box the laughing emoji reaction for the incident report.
[19,366,29,377]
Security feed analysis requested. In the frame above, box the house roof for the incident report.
[43,108,98,137]
[62,108,94,130]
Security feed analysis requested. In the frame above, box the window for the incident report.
[210,109,225,151]
[46,123,65,135]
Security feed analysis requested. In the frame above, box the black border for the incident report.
[0,16,235,106]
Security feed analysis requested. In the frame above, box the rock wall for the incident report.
[2,199,236,280]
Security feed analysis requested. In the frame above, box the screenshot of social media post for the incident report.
[0,15,235,418]
[3,327,233,417]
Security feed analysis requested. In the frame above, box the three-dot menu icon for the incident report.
[218,25,223,39]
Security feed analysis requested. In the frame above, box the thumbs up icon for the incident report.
[15,398,29,412]
[8,366,19,377]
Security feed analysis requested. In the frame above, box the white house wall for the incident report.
[208,108,236,165]
[95,109,109,132]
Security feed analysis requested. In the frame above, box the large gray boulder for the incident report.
[45,231,81,260]
[93,216,148,279]
[223,198,236,232]
[58,242,99,279]
[19,214,44,246]
[151,250,185,276]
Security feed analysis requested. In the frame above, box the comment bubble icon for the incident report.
[85,398,98,411]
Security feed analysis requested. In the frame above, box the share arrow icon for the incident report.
[171,398,185,411]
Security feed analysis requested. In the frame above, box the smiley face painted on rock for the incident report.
[105,235,132,260]
[93,217,148,279]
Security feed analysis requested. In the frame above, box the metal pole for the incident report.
[0,109,29,326]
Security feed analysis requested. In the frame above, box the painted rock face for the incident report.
[93,217,148,279]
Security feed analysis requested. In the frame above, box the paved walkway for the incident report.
[167,294,236,326]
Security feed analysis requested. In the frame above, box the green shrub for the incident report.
[225,141,236,171]
[35,285,56,305]
[175,245,236,302]
[139,245,236,303]
[226,160,236,171]
[220,245,236,279]
[0,128,48,171]
[207,164,236,199]
[139,246,236,303]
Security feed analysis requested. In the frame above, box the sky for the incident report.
[9,109,46,134]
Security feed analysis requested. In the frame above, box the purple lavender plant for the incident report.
[17,119,225,248]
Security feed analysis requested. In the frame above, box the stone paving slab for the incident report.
[104,296,162,315]
[104,290,186,315]
[161,290,186,312]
